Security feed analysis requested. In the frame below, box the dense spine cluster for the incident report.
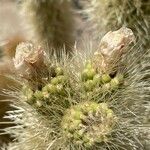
[0,0,149,149]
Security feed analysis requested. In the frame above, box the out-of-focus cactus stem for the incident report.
[81,0,150,47]
[21,0,75,56]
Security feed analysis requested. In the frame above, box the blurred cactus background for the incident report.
[81,0,150,45]
[0,0,149,150]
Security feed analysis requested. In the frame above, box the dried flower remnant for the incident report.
[93,27,135,73]
[13,42,45,78]
[100,27,135,57]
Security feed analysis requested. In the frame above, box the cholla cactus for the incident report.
[81,0,150,46]
[20,0,75,55]
[2,27,150,150]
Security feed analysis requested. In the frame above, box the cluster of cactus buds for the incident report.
[43,66,68,96]
[81,61,124,92]
[22,65,68,109]
[62,102,117,147]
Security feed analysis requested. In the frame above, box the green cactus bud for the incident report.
[81,69,88,81]
[101,74,111,83]
[50,77,60,85]
[26,95,35,105]
[84,80,96,91]
[85,60,93,69]
[102,83,111,92]
[110,77,120,90]
[42,85,49,92]
[58,76,67,84]
[69,119,82,132]
[28,97,35,105]
[72,110,85,120]
[55,67,64,76]
[110,74,124,90]
[46,84,57,94]
[34,90,44,100]
[51,75,67,85]
[99,102,109,111]
[84,135,95,147]
[93,74,102,85]
[42,85,50,98]
[81,68,96,81]
[81,101,99,114]
[56,84,66,96]
[22,85,33,99]
[42,91,49,99]
[78,129,85,137]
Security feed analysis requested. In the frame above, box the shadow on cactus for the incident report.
[2,28,150,150]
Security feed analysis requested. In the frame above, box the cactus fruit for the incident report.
[2,27,150,150]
